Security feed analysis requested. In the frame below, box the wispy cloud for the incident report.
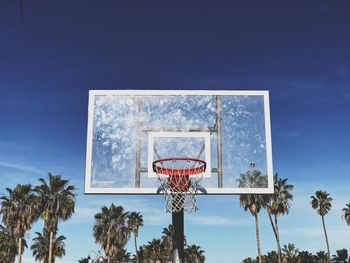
[343,93,350,101]
[337,67,349,77]
[187,215,249,226]
[290,80,325,91]
[71,196,169,226]
[0,83,55,110]
[0,140,28,150]
[0,161,44,175]
[73,206,97,221]
[280,226,323,238]
[279,129,304,139]
[68,195,248,227]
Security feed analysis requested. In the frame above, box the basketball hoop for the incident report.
[153,158,206,213]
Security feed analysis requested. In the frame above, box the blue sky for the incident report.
[0,1,350,262]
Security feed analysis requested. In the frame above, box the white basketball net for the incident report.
[153,158,206,213]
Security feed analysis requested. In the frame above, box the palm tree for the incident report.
[342,203,350,226]
[34,173,76,263]
[263,251,278,262]
[282,243,299,263]
[298,251,314,263]
[242,257,256,263]
[237,170,268,263]
[311,190,332,263]
[266,174,294,263]
[112,248,131,263]
[93,204,130,262]
[184,244,205,263]
[0,184,38,263]
[134,246,147,263]
[0,225,21,263]
[314,251,329,263]
[145,239,162,263]
[31,229,66,263]
[161,224,175,262]
[332,249,349,263]
[128,212,144,263]
[78,257,91,263]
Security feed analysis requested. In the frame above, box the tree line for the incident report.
[79,204,205,263]
[242,245,350,263]
[1,170,349,263]
[239,170,350,263]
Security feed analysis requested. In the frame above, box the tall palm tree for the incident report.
[31,229,66,263]
[135,246,147,263]
[311,190,332,263]
[184,244,205,263]
[0,225,22,263]
[237,170,267,263]
[93,204,130,262]
[128,212,144,263]
[34,173,76,263]
[145,239,162,263]
[266,174,294,263]
[161,224,175,262]
[342,203,350,226]
[0,184,38,263]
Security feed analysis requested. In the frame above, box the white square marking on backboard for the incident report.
[148,132,211,177]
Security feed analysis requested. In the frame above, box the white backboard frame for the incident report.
[84,89,274,195]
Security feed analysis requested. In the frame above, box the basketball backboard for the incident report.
[84,90,273,194]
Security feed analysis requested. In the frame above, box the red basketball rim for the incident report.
[152,157,206,177]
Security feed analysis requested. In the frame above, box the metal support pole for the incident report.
[216,96,223,188]
[135,97,141,187]
[172,210,185,263]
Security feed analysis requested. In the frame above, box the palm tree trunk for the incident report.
[321,216,331,263]
[135,233,139,263]
[254,214,262,263]
[274,215,282,263]
[268,213,281,263]
[106,235,111,263]
[17,237,22,263]
[48,231,54,263]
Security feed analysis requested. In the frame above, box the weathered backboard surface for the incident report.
[84,90,273,194]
